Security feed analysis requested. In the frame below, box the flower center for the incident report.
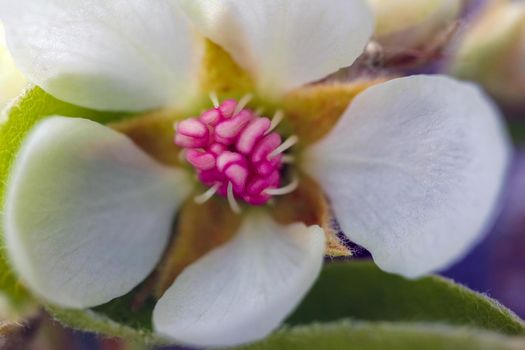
[175,93,299,213]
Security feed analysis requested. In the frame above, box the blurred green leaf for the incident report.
[52,261,525,346]
[0,86,129,310]
[287,261,525,335]
[232,320,525,350]
[47,305,165,345]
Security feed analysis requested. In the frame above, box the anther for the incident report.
[268,135,299,160]
[220,100,237,118]
[236,117,271,154]
[194,183,220,204]
[174,118,211,148]
[251,133,282,163]
[227,182,242,214]
[200,109,223,126]
[266,110,284,135]
[215,110,254,144]
[186,149,216,171]
[264,176,300,196]
[233,93,254,116]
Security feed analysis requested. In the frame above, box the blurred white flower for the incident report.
[450,1,525,105]
[368,0,464,63]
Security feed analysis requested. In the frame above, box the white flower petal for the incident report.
[179,0,373,95]
[152,211,326,347]
[304,75,510,278]
[0,0,198,111]
[4,117,192,308]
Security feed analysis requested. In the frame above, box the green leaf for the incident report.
[231,320,525,350]
[287,261,525,335]
[47,305,166,345]
[49,261,525,346]
[0,86,129,309]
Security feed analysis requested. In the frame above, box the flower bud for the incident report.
[0,22,26,109]
[368,0,464,62]
[450,2,525,106]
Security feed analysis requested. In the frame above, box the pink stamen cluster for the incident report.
[175,99,286,205]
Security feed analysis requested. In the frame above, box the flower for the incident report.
[368,0,464,52]
[0,0,510,347]
[0,21,26,110]
[360,0,466,70]
[450,0,525,106]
